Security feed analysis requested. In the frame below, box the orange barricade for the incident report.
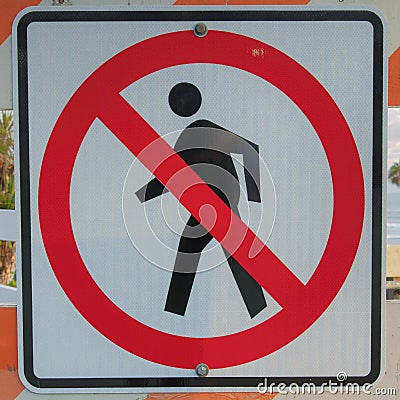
[0,307,24,400]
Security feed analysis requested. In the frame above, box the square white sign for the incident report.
[14,7,385,393]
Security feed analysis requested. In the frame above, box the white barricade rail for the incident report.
[0,209,17,241]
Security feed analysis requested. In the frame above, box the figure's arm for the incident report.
[135,177,168,203]
[242,140,261,203]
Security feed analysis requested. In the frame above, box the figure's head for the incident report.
[168,82,202,117]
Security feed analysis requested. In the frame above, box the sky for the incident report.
[388,108,400,192]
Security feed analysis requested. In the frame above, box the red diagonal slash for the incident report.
[98,92,304,307]
[38,30,364,368]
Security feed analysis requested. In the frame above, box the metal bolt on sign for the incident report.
[194,23,208,37]
[195,363,209,377]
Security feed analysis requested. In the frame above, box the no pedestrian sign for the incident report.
[14,8,385,393]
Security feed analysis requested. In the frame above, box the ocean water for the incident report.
[387,190,400,245]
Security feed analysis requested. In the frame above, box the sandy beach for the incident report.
[387,245,400,297]
[387,245,400,277]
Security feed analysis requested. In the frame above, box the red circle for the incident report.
[39,30,364,369]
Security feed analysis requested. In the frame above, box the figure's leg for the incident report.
[165,215,213,316]
[222,206,267,318]
[223,249,267,318]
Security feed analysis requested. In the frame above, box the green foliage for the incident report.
[0,111,16,287]
[0,110,14,209]
[8,271,16,288]
[0,240,16,287]
[388,161,400,187]
[0,175,14,209]
[0,110,13,156]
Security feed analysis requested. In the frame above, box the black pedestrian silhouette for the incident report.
[135,83,267,318]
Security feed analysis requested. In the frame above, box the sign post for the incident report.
[14,8,385,393]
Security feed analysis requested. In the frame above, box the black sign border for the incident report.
[17,9,384,391]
